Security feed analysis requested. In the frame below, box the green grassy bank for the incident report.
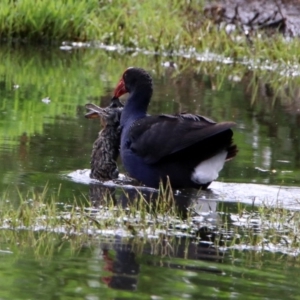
[1,0,300,63]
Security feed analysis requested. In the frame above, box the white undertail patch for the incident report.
[191,150,227,184]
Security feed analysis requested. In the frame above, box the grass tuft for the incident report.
[1,183,300,259]
[1,1,300,65]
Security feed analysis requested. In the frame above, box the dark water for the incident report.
[1,232,300,300]
[0,45,300,299]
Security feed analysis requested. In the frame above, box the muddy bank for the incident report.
[205,0,300,37]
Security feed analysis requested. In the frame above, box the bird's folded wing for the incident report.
[129,114,236,164]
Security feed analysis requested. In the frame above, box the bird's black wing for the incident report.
[128,113,236,164]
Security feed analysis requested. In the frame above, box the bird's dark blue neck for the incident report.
[120,86,152,128]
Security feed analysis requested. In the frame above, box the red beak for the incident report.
[114,78,127,98]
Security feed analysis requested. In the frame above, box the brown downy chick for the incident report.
[85,98,123,181]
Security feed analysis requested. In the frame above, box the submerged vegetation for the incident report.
[1,184,300,259]
[1,0,300,64]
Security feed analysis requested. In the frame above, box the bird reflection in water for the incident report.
[88,182,225,292]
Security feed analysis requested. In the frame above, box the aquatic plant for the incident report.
[1,184,300,259]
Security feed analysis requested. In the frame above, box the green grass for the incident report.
[1,0,300,65]
[1,184,300,258]
[0,182,190,240]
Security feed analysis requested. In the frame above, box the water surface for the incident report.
[0,44,300,299]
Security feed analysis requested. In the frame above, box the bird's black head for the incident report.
[113,67,153,98]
